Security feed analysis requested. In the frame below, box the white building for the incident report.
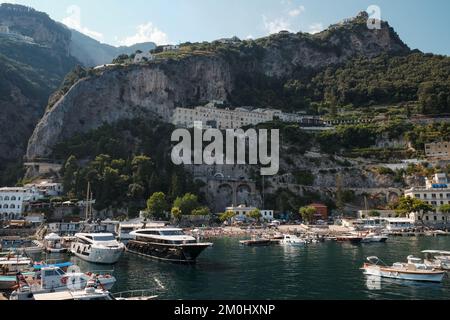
[217,36,241,45]
[404,173,450,225]
[357,210,398,219]
[0,187,43,221]
[405,173,450,207]
[384,218,415,231]
[172,103,274,129]
[226,205,274,222]
[25,180,63,197]
[133,51,153,63]
[162,45,180,52]
[48,222,81,235]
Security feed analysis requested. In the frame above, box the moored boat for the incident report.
[279,234,307,246]
[127,228,213,264]
[422,250,450,271]
[336,235,363,244]
[44,233,67,253]
[9,265,116,300]
[239,238,272,246]
[361,232,388,243]
[362,256,446,283]
[70,233,125,264]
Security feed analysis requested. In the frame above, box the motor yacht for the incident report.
[70,233,125,264]
[127,228,212,264]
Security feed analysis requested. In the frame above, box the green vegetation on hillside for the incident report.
[54,119,205,214]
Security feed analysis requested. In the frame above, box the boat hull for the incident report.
[363,265,445,282]
[126,240,211,264]
[70,243,124,264]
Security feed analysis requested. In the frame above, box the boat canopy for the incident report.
[422,250,450,255]
[0,260,32,266]
[33,262,73,270]
[44,233,61,241]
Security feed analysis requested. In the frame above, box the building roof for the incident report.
[309,203,327,208]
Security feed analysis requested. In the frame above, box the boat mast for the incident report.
[85,182,91,221]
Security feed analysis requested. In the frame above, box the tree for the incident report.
[220,210,236,223]
[369,210,381,217]
[146,192,169,219]
[396,196,434,223]
[299,206,317,224]
[173,193,200,216]
[191,207,210,216]
[247,209,262,222]
[171,207,182,221]
[62,155,79,198]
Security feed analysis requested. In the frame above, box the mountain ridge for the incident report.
[26,11,414,159]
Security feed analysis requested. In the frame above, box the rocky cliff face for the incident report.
[0,4,79,163]
[27,12,410,160]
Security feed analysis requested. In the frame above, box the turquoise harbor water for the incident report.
[32,237,450,299]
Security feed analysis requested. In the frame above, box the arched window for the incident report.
[4,196,9,201]
[11,196,16,201]
[10,204,15,209]
[3,204,8,209]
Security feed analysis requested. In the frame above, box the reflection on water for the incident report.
[21,237,450,300]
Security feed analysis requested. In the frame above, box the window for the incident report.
[432,194,437,199]
[4,196,9,201]
[414,194,420,198]
[434,216,437,221]
[426,216,429,221]
[3,204,8,209]
[11,196,16,201]
[10,204,15,209]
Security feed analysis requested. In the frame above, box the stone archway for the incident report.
[236,184,252,206]
[215,184,234,213]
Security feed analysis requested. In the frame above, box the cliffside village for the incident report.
[2,103,450,234]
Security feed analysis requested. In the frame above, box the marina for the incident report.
[1,234,449,300]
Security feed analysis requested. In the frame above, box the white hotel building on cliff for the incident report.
[404,173,450,225]
[171,102,319,130]
[0,187,43,221]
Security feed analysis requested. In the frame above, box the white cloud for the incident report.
[62,5,104,41]
[246,35,254,40]
[118,22,169,46]
[308,23,324,34]
[263,15,292,34]
[288,5,305,17]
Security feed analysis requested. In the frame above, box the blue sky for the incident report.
[4,0,450,55]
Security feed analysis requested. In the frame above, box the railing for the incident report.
[112,289,160,300]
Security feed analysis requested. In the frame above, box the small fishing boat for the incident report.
[361,232,388,243]
[9,265,117,300]
[422,250,450,271]
[279,234,307,246]
[362,256,446,283]
[239,236,272,247]
[336,235,363,244]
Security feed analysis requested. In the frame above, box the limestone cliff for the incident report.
[27,12,410,160]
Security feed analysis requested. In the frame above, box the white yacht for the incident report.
[70,233,125,264]
[279,234,307,246]
[127,228,213,264]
